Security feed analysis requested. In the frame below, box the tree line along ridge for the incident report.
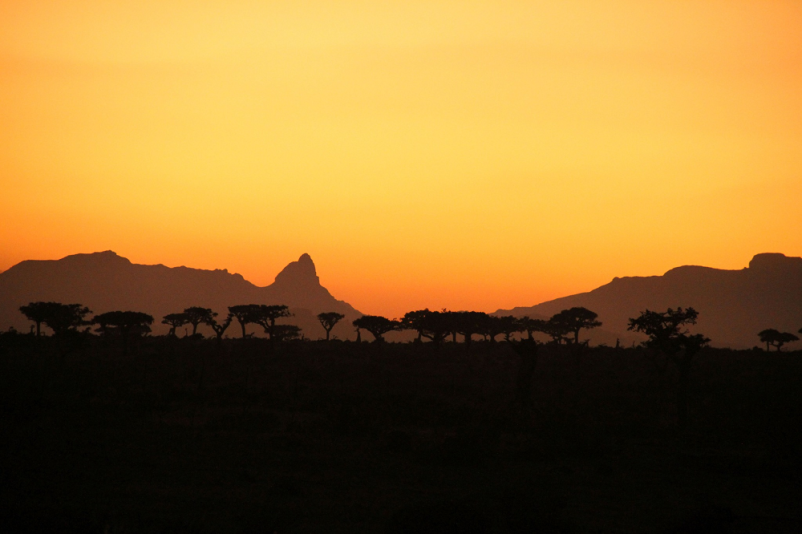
[14,301,802,351]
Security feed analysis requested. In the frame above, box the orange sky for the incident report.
[1,0,801,317]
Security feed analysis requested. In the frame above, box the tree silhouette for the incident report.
[20,302,56,337]
[352,315,399,343]
[93,311,154,356]
[162,313,189,337]
[628,308,707,354]
[94,311,153,336]
[758,329,799,351]
[401,309,451,348]
[453,311,487,350]
[254,305,293,341]
[317,312,345,341]
[206,313,233,344]
[422,310,453,347]
[517,316,549,341]
[498,316,521,342]
[20,302,48,337]
[50,304,92,335]
[48,303,91,335]
[628,307,709,428]
[549,307,602,344]
[543,316,572,344]
[401,310,428,342]
[228,305,262,339]
[774,332,798,350]
[20,302,92,336]
[481,315,505,343]
[271,324,302,342]
[442,311,461,343]
[183,307,215,336]
[758,329,779,351]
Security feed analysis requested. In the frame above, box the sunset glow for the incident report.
[2,0,801,316]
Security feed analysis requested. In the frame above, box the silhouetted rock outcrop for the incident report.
[0,251,361,339]
[496,253,802,349]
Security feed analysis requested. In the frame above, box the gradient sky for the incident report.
[1,1,801,317]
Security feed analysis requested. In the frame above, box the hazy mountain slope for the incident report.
[0,251,361,340]
[495,253,802,349]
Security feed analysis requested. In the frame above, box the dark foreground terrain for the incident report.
[1,334,801,533]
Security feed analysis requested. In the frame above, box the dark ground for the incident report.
[1,334,801,533]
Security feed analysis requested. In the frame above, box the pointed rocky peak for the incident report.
[273,253,320,287]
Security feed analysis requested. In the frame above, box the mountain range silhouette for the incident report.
[1,251,801,347]
[0,251,360,339]
[496,253,802,349]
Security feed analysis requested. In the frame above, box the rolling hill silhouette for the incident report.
[0,251,361,339]
[496,253,802,349]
